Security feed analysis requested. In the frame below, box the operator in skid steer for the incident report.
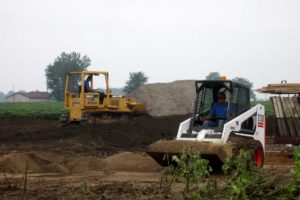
[146,79,266,168]
[200,92,228,130]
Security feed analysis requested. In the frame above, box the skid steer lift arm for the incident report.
[221,104,265,152]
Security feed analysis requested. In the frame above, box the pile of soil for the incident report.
[0,151,68,174]
[0,117,295,175]
[0,116,296,199]
[103,152,162,172]
[0,116,186,174]
[0,151,162,174]
[0,116,187,155]
[129,80,196,116]
[66,156,104,173]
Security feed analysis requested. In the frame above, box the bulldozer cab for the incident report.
[64,71,111,112]
[191,80,251,131]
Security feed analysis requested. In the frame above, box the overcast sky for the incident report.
[0,0,299,94]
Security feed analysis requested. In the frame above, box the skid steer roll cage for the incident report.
[189,80,251,131]
[146,79,266,168]
[176,80,265,152]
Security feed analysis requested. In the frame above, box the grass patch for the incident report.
[0,102,65,119]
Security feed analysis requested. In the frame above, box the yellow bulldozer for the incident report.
[60,70,146,125]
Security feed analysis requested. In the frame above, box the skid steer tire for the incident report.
[227,135,264,168]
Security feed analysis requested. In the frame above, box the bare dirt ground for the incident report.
[0,117,296,199]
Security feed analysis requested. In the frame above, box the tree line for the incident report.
[1,52,255,102]
[45,52,148,101]
[205,72,256,100]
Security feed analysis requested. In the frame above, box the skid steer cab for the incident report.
[147,80,265,168]
[60,70,146,125]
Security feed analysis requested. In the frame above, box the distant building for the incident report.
[5,91,50,102]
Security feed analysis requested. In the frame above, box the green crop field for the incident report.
[0,102,65,119]
[0,100,274,120]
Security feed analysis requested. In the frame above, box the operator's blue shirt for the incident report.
[210,102,228,118]
[84,80,90,92]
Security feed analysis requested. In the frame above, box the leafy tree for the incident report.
[124,72,148,94]
[6,91,13,97]
[233,77,256,100]
[45,52,91,101]
[0,92,5,102]
[206,72,221,80]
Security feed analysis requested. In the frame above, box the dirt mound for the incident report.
[0,116,186,155]
[0,151,68,174]
[0,116,187,174]
[129,80,196,116]
[103,152,162,172]
[0,151,162,174]
[66,156,105,173]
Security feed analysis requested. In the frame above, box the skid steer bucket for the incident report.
[146,140,233,168]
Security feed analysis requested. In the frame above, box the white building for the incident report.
[6,92,50,102]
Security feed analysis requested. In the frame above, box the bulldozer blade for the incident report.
[146,140,233,167]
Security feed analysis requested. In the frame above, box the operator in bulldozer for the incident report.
[84,75,93,92]
[84,75,106,104]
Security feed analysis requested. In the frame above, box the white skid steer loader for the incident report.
[146,79,265,168]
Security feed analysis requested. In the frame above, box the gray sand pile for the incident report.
[129,80,196,116]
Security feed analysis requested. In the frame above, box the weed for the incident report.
[162,147,300,200]
[281,146,300,199]
[159,152,179,198]
[171,147,212,199]
[94,183,108,199]
[222,149,281,200]
[80,179,90,196]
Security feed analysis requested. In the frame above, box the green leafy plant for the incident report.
[222,149,280,200]
[195,179,219,200]
[282,147,300,199]
[171,148,212,199]
[80,179,91,196]
[159,152,179,198]
[94,183,108,200]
